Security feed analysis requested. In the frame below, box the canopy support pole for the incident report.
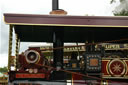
[15,33,20,69]
[53,28,64,68]
[8,25,13,71]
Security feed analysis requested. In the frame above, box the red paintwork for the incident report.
[4,13,128,27]
[72,73,83,80]
[102,59,128,78]
[16,73,45,78]
[109,60,125,76]
[102,60,109,75]
[125,61,128,75]
[9,48,52,82]
[18,48,44,70]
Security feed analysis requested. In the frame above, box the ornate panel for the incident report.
[102,58,128,79]
[85,53,102,72]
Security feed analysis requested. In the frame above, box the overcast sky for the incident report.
[0,0,119,67]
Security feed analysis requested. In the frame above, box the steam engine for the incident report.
[9,48,52,82]
[79,44,128,80]
[66,44,128,84]
[18,48,48,72]
[9,44,128,83]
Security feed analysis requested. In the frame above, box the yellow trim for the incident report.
[124,75,128,77]
[0,80,8,83]
[101,80,102,85]
[106,60,110,75]
[106,48,128,50]
[4,22,128,28]
[102,75,111,77]
[124,60,128,61]
[106,80,108,85]
[102,59,110,61]
[103,77,128,79]
[123,60,128,76]
[102,58,128,60]
[72,76,74,85]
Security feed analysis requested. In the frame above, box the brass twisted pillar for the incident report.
[15,33,20,69]
[8,25,13,71]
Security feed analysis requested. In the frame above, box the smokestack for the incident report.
[52,0,59,10]
[50,0,67,15]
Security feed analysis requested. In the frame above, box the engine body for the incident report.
[9,48,52,82]
[19,48,45,69]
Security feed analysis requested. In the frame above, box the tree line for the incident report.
[0,67,8,73]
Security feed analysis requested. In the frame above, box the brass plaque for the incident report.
[90,59,98,66]
[72,63,77,68]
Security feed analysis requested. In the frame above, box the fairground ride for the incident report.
[3,0,128,85]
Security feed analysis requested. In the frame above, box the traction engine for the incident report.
[9,48,52,82]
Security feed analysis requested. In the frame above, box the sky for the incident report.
[0,0,119,67]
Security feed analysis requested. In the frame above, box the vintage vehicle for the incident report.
[3,0,128,84]
[80,44,128,79]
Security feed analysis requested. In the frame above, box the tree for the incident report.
[0,67,8,73]
[114,10,128,16]
[111,0,128,16]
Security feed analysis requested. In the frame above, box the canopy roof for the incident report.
[4,13,128,43]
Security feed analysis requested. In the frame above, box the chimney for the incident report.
[50,0,67,15]
[52,0,59,10]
